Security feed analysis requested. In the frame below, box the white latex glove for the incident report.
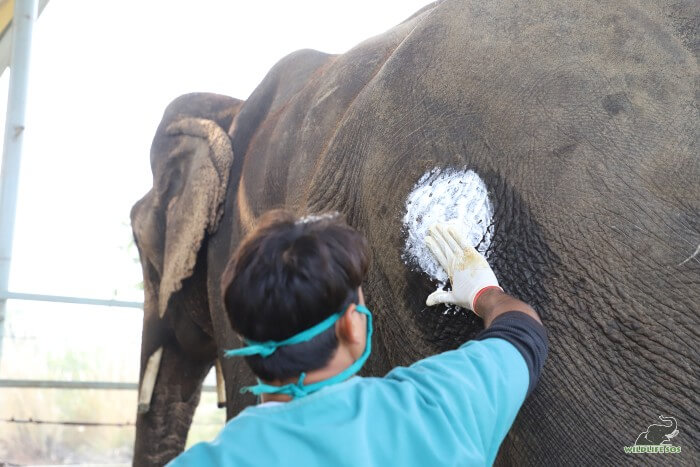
[425,222,501,312]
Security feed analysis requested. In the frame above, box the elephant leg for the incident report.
[223,357,257,419]
[134,341,213,467]
[204,235,258,419]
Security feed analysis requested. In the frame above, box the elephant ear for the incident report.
[132,115,233,318]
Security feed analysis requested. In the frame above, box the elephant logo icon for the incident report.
[623,416,682,454]
[635,416,679,446]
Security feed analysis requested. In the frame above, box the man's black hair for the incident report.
[221,210,370,382]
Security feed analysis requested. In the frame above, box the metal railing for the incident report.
[0,292,146,390]
[0,379,215,392]
[0,291,143,309]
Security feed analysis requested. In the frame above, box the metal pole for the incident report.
[0,0,39,371]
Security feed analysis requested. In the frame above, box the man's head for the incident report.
[221,210,370,382]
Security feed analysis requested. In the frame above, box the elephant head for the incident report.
[130,93,243,466]
[131,93,239,320]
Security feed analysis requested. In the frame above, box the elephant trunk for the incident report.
[658,416,677,433]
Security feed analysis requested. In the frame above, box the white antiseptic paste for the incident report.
[402,167,493,285]
[296,212,340,224]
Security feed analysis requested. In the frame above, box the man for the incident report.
[170,210,548,466]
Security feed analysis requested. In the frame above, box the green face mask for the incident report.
[224,304,373,398]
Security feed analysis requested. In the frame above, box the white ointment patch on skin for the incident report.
[402,167,493,290]
[296,212,340,224]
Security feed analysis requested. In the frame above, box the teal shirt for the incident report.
[169,338,529,467]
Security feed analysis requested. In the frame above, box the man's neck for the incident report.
[259,346,356,403]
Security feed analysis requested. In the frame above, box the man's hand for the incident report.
[424,222,501,313]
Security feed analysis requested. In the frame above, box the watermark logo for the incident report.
[623,416,681,454]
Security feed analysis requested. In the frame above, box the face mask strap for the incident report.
[238,305,373,398]
[224,311,344,358]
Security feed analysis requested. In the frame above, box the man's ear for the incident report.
[336,304,362,344]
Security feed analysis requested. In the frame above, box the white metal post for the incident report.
[0,0,39,370]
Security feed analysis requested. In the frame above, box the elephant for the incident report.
[130,0,699,465]
[635,416,679,446]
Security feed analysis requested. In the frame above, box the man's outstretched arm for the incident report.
[473,287,548,398]
[475,287,541,327]
[424,221,548,396]
[384,221,549,463]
